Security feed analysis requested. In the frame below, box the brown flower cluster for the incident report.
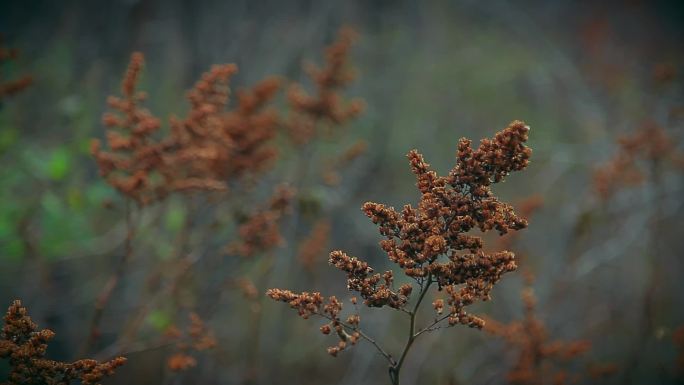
[483,280,591,385]
[298,219,332,270]
[228,185,295,257]
[0,300,126,385]
[265,289,360,357]
[92,52,282,205]
[91,53,168,204]
[286,27,365,146]
[364,121,531,323]
[495,195,543,260]
[269,121,532,358]
[593,121,684,200]
[0,36,32,101]
[169,69,281,189]
[329,250,413,309]
[164,312,217,372]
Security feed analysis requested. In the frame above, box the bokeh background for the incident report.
[1,1,684,384]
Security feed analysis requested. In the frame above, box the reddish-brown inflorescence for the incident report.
[168,68,282,190]
[164,312,217,372]
[483,276,592,385]
[269,121,532,376]
[0,300,126,385]
[165,63,240,192]
[91,53,168,205]
[298,219,332,270]
[593,121,684,200]
[494,195,543,263]
[286,27,365,146]
[265,289,359,356]
[228,185,295,257]
[92,53,283,205]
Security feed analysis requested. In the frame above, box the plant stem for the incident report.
[389,274,433,385]
[319,314,396,366]
[81,199,135,356]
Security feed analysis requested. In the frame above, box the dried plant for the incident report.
[0,36,32,101]
[164,312,217,372]
[268,121,532,384]
[495,195,543,258]
[483,275,592,385]
[593,118,684,382]
[593,121,684,200]
[228,185,295,257]
[0,300,126,385]
[168,69,281,190]
[92,53,283,205]
[91,52,168,205]
[87,51,286,353]
[286,27,365,147]
[298,219,332,271]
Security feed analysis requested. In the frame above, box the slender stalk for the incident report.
[318,313,396,366]
[389,274,433,385]
[81,199,135,356]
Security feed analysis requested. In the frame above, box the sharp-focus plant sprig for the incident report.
[0,300,126,385]
[268,121,532,384]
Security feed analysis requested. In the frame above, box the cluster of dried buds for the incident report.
[227,185,295,257]
[593,121,684,200]
[92,52,282,205]
[0,300,126,385]
[483,276,593,385]
[269,121,532,356]
[164,312,217,372]
[265,289,360,356]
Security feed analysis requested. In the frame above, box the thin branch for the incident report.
[414,314,451,338]
[318,313,396,366]
[390,274,433,384]
[81,199,136,356]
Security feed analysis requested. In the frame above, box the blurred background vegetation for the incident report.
[1,1,683,384]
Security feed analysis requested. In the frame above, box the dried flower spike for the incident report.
[269,121,533,385]
[286,27,365,146]
[0,300,126,385]
[483,277,592,385]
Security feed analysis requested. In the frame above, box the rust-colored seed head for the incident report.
[0,300,126,385]
[298,219,332,270]
[269,121,533,357]
[593,121,684,200]
[228,185,295,257]
[165,312,217,373]
[93,52,283,205]
[286,27,364,146]
[483,279,593,385]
